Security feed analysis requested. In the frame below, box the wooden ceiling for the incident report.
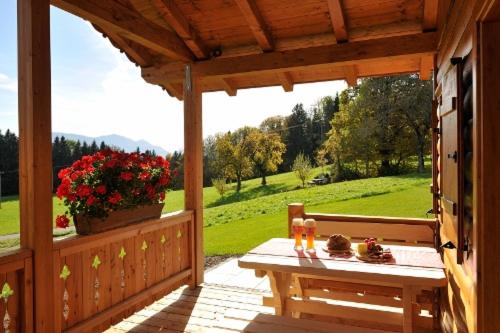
[51,0,441,99]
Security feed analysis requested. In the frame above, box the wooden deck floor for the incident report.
[104,259,392,333]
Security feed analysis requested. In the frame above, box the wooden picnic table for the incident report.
[238,238,447,333]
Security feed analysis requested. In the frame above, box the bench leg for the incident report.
[403,285,417,333]
[267,271,292,316]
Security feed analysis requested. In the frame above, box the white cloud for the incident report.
[0,73,17,93]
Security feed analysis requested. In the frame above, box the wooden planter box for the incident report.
[74,203,164,235]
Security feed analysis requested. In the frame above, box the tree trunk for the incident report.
[236,174,242,192]
[417,142,425,173]
[261,174,267,186]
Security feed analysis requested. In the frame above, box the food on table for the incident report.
[292,218,304,250]
[357,242,368,255]
[304,219,317,251]
[327,234,351,251]
[361,238,393,260]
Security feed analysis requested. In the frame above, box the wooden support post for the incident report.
[17,0,55,331]
[267,271,292,316]
[477,19,500,333]
[402,285,416,333]
[288,203,305,238]
[183,64,204,286]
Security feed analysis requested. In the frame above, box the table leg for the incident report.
[267,271,292,316]
[403,285,416,333]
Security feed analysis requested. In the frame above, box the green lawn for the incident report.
[0,167,432,255]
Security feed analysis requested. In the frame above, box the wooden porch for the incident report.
[5,0,500,332]
[105,258,390,333]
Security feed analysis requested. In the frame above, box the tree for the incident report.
[248,129,286,185]
[284,104,313,169]
[214,128,254,192]
[212,177,228,197]
[292,153,312,188]
[315,148,328,175]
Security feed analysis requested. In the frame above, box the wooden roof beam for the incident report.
[327,0,348,43]
[165,83,183,100]
[344,65,358,86]
[151,0,209,59]
[143,32,438,84]
[278,72,294,92]
[52,0,194,62]
[234,0,274,51]
[419,54,434,80]
[220,78,237,96]
[98,27,153,67]
[422,0,439,31]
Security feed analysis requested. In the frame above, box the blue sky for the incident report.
[0,0,345,152]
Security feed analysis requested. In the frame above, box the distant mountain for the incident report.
[52,132,169,156]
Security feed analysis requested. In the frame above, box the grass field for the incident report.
[0,166,432,255]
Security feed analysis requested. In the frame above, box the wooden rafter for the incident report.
[344,65,358,86]
[165,83,184,100]
[150,0,209,59]
[220,78,237,96]
[234,0,274,51]
[419,54,434,80]
[422,0,439,31]
[52,0,194,61]
[98,28,153,67]
[327,0,348,42]
[143,32,438,84]
[278,72,294,92]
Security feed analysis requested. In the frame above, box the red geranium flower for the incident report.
[95,185,107,195]
[159,192,166,201]
[55,215,70,229]
[120,171,134,181]
[76,184,92,198]
[139,171,151,181]
[86,195,97,206]
[108,192,122,205]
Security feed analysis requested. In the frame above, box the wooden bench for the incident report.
[276,203,442,332]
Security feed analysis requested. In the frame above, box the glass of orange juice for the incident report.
[292,218,304,250]
[304,218,317,252]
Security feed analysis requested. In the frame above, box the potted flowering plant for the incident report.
[55,149,171,235]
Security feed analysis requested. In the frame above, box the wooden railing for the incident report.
[52,210,195,332]
[288,203,438,247]
[0,248,33,333]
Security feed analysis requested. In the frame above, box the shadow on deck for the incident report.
[106,259,390,333]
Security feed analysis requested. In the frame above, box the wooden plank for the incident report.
[220,78,237,96]
[99,28,153,67]
[402,285,416,333]
[53,211,192,255]
[239,254,447,287]
[327,0,348,42]
[150,0,209,59]
[315,221,434,243]
[420,55,434,80]
[52,0,194,61]
[477,18,500,333]
[23,256,34,333]
[17,0,54,331]
[423,0,439,31]
[278,72,294,92]
[64,269,191,333]
[344,65,358,86]
[145,32,438,83]
[286,298,402,326]
[184,64,204,285]
[234,0,273,51]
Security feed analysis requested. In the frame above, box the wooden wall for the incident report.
[435,0,500,332]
